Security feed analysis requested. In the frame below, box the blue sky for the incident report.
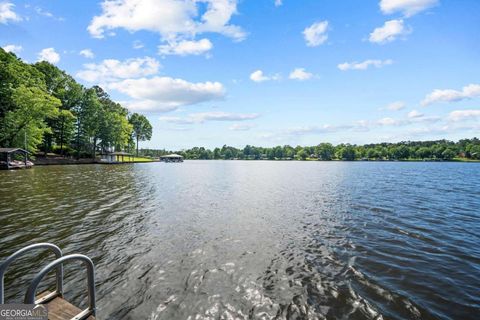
[1,0,479,149]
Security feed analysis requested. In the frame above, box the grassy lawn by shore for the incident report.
[130,156,154,162]
[395,158,480,162]
[452,157,480,162]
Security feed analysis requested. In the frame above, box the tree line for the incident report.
[0,48,152,158]
[141,138,480,161]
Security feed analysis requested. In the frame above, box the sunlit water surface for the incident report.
[0,161,479,320]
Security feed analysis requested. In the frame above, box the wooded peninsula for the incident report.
[1,48,479,163]
[0,48,152,159]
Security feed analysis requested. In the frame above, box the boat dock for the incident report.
[160,154,184,162]
[0,148,33,170]
[99,151,135,164]
[36,291,95,320]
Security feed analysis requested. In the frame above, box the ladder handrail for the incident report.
[24,254,96,319]
[0,243,64,304]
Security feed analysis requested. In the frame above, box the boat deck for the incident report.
[37,291,95,320]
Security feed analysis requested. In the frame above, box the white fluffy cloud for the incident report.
[303,21,329,47]
[422,84,480,106]
[384,101,406,111]
[408,123,480,137]
[380,0,438,17]
[250,70,268,82]
[34,6,64,21]
[0,2,21,24]
[76,57,160,83]
[191,112,258,122]
[267,112,450,138]
[133,40,144,49]
[289,68,313,80]
[79,49,95,59]
[377,114,440,126]
[2,44,22,54]
[158,38,212,56]
[377,117,402,126]
[88,0,245,47]
[109,76,225,112]
[274,0,282,7]
[251,68,314,82]
[157,116,195,124]
[229,123,255,131]
[286,124,355,135]
[448,110,480,122]
[338,59,393,71]
[369,19,409,44]
[37,48,60,64]
[250,70,280,83]
[121,100,179,113]
[160,111,258,124]
[407,110,424,118]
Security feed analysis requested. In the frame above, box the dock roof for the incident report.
[160,154,183,158]
[0,148,29,154]
[100,151,132,156]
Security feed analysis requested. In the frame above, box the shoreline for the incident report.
[28,158,480,166]
[32,157,159,166]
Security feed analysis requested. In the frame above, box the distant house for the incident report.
[160,154,183,163]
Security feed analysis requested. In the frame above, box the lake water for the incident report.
[0,161,479,320]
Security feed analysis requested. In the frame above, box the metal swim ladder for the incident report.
[0,243,96,320]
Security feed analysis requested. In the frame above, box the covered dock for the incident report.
[0,148,33,170]
[160,154,184,162]
[99,151,134,164]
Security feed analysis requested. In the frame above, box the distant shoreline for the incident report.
[184,158,480,162]
[28,157,479,166]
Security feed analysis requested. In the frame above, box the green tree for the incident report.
[52,110,76,154]
[469,145,480,159]
[34,62,83,154]
[2,86,61,152]
[0,49,49,148]
[273,145,283,159]
[391,145,410,160]
[366,148,379,159]
[0,50,46,108]
[267,148,275,160]
[92,86,133,156]
[296,148,308,160]
[441,148,456,160]
[100,111,133,152]
[337,144,356,161]
[315,143,335,160]
[129,113,153,156]
[213,147,221,159]
[224,148,233,159]
[77,88,102,158]
[416,147,431,159]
